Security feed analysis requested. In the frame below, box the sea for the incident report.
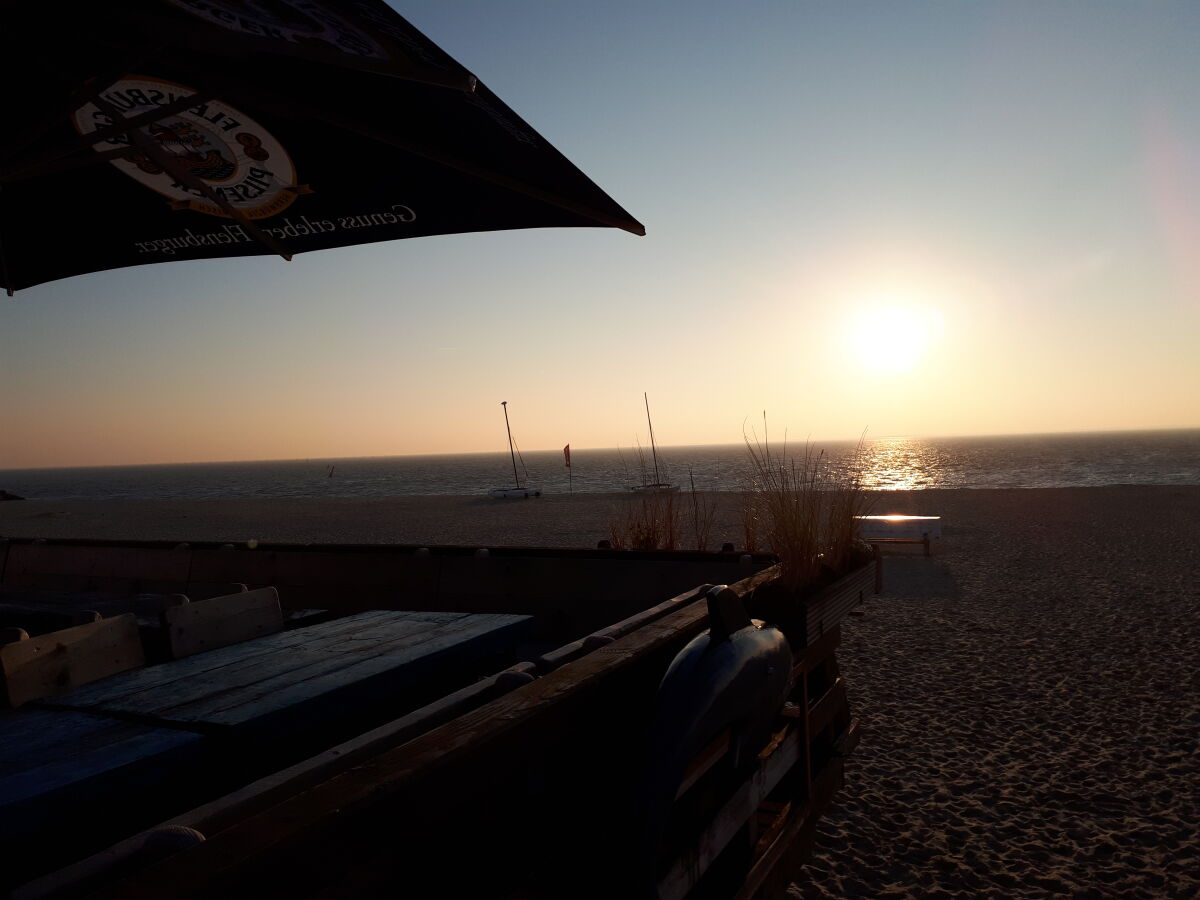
[1,429,1197,502]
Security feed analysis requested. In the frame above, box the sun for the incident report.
[847,304,943,373]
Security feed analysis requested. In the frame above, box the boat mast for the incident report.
[502,401,521,488]
[644,392,662,485]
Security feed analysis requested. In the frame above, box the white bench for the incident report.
[855,515,942,557]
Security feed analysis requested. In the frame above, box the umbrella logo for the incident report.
[72,76,300,221]
[142,121,237,182]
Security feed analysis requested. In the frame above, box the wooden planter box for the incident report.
[747,557,877,648]
[800,560,876,646]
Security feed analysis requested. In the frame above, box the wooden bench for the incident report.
[161,586,284,660]
[855,515,942,557]
[0,614,144,708]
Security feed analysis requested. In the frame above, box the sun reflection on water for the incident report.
[859,437,944,490]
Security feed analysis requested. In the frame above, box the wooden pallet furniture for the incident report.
[50,564,870,900]
[161,586,283,659]
[0,614,144,708]
[0,543,867,900]
[1,609,535,888]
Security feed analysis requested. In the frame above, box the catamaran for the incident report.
[490,400,541,499]
[631,392,679,493]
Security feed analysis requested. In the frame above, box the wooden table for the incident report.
[0,609,533,887]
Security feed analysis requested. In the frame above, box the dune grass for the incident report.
[608,469,719,551]
[743,417,875,592]
[609,490,681,550]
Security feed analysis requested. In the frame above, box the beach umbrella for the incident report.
[0,1,645,294]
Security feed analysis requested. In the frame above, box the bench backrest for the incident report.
[0,613,144,707]
[162,586,283,659]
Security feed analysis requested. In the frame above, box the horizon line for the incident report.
[2,425,1197,474]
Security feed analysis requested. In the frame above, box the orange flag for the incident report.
[563,444,571,467]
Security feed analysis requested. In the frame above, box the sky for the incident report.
[3,0,1199,469]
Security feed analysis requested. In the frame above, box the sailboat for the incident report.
[630,392,679,493]
[489,401,542,499]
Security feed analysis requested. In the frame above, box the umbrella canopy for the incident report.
[0,1,644,294]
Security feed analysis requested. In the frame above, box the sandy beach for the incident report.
[1,485,1197,896]
[792,486,1200,900]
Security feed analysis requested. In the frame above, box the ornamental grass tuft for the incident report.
[743,417,875,593]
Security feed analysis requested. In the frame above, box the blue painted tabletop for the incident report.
[36,609,534,729]
[1,610,533,882]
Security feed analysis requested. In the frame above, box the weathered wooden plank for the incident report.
[22,659,542,899]
[296,612,477,663]
[0,709,199,804]
[1,615,144,708]
[144,612,465,715]
[0,708,204,890]
[170,614,532,727]
[300,609,469,654]
[44,612,532,730]
[186,549,442,611]
[734,726,855,900]
[272,550,426,587]
[537,583,711,671]
[805,564,874,645]
[3,544,191,583]
[41,612,397,713]
[807,678,847,739]
[658,727,804,900]
[163,587,283,660]
[791,626,841,679]
[41,612,402,711]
